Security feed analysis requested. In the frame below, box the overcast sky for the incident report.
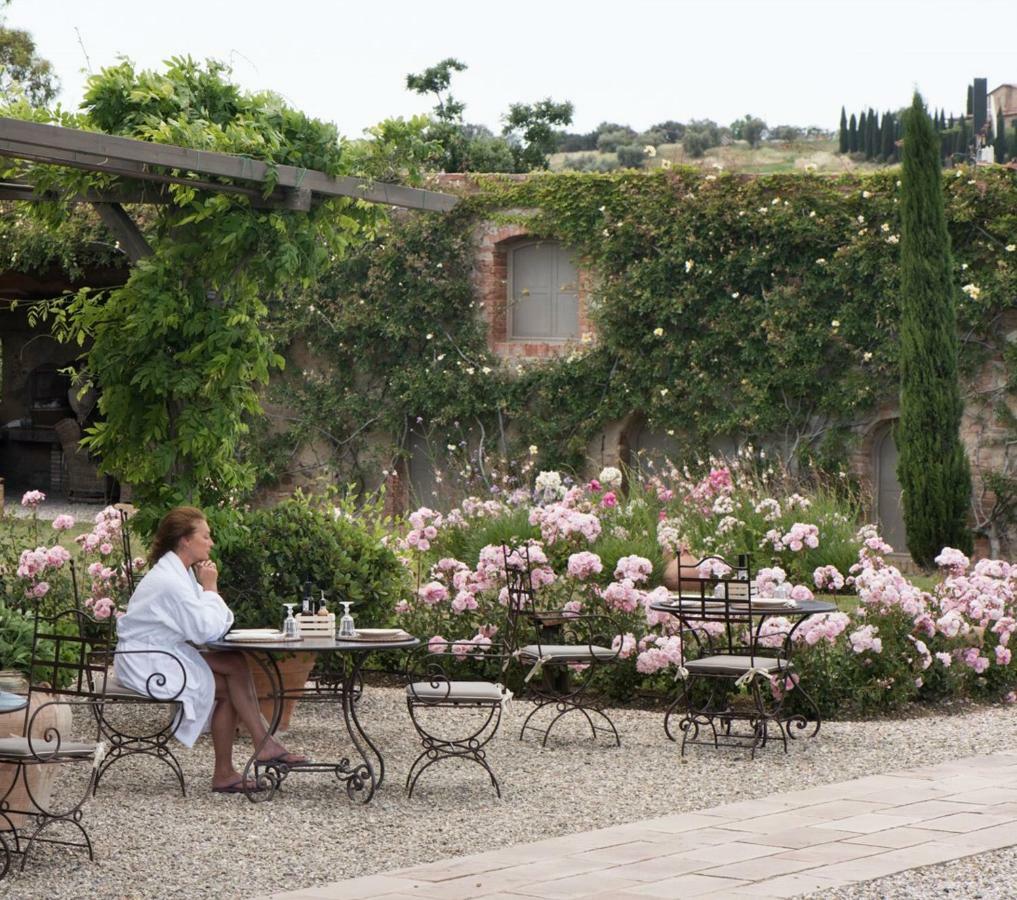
[9,0,1017,138]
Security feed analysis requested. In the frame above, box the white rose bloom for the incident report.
[598,467,623,489]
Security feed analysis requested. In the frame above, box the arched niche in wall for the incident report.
[872,420,908,553]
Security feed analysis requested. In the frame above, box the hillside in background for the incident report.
[550,138,886,174]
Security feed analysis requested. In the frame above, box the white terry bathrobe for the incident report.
[114,551,234,747]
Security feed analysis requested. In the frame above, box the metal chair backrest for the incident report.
[501,542,538,663]
[27,600,115,707]
[676,553,770,665]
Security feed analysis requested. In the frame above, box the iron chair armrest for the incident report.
[20,698,106,762]
[108,649,188,702]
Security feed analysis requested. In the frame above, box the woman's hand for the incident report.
[195,559,219,593]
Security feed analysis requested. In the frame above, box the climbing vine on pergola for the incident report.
[0,58,454,537]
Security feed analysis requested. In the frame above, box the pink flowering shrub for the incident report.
[389,463,1017,714]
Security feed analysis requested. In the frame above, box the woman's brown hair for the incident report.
[148,507,207,567]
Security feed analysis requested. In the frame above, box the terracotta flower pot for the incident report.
[244,652,316,734]
[0,684,73,828]
[662,548,703,593]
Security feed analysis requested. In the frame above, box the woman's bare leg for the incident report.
[209,675,243,788]
[203,650,291,760]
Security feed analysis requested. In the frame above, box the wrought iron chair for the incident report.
[665,554,802,757]
[84,516,190,797]
[0,603,111,877]
[404,642,513,797]
[503,545,624,747]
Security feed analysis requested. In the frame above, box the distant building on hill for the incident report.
[989,83,1017,134]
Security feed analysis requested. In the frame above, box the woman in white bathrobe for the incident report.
[115,506,307,793]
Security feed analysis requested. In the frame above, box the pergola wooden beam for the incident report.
[0,117,457,212]
[0,177,306,209]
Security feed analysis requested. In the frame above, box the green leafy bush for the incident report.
[216,491,406,630]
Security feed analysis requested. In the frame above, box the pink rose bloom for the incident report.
[789,584,814,602]
[995,645,1012,667]
[601,491,618,509]
[32,581,50,598]
[470,634,492,652]
[91,597,114,619]
[934,547,970,575]
[132,557,147,571]
[99,542,114,556]
[611,632,636,659]
[451,640,472,660]
[587,479,602,493]
[394,599,410,614]
[418,581,449,606]
[20,490,45,508]
[46,545,71,568]
[451,591,477,614]
[562,599,583,618]
[427,635,448,654]
[657,488,674,502]
[567,551,603,580]
[52,514,75,531]
[615,555,653,584]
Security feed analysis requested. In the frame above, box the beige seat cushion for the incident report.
[406,681,505,702]
[102,674,147,698]
[0,736,96,759]
[518,644,616,662]
[685,655,788,676]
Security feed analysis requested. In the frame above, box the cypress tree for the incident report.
[848,112,858,152]
[857,111,866,154]
[866,108,879,159]
[881,111,896,161]
[897,92,972,566]
[1010,121,1017,161]
[966,84,973,116]
[994,111,1007,163]
[958,117,970,159]
[839,106,848,154]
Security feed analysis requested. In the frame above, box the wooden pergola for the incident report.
[0,117,458,261]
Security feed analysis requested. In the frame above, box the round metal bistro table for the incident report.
[205,634,420,804]
[649,597,839,748]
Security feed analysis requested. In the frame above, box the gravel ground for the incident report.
[805,846,1017,899]
[0,689,1014,900]
[4,497,105,521]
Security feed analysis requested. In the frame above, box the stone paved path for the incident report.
[263,752,1017,899]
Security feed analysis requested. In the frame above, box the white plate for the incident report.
[223,630,300,642]
[343,628,414,642]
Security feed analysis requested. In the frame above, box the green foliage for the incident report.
[0,600,36,676]
[216,491,405,629]
[615,144,646,169]
[406,57,468,123]
[254,164,1017,495]
[839,107,848,155]
[0,9,58,106]
[897,94,972,567]
[8,58,386,536]
[596,128,637,153]
[502,98,574,172]
[731,114,766,148]
[682,130,712,158]
[406,60,571,174]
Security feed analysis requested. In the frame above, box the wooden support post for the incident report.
[91,202,153,262]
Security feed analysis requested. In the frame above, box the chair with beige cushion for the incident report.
[0,604,110,878]
[503,545,624,748]
[666,554,793,758]
[404,645,513,797]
